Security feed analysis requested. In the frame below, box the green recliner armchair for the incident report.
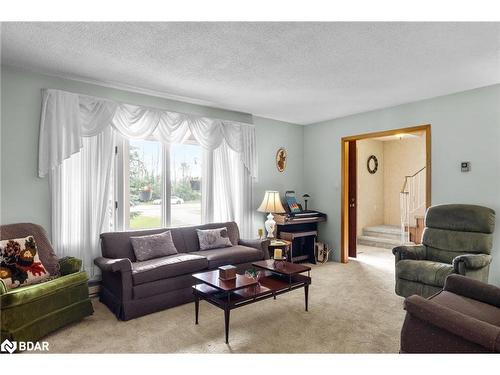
[1,223,94,343]
[393,204,495,298]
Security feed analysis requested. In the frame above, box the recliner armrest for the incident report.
[94,257,132,273]
[238,238,271,260]
[452,253,492,273]
[444,274,500,308]
[392,245,426,262]
[405,294,500,352]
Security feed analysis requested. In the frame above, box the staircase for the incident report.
[357,225,408,249]
[407,215,425,244]
[400,167,426,244]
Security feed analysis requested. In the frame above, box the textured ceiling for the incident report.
[1,22,500,124]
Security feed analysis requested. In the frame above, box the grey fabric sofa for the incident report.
[393,204,495,298]
[94,221,270,320]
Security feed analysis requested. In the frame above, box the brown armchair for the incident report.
[400,274,500,353]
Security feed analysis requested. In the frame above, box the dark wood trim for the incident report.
[340,124,432,264]
[348,140,357,258]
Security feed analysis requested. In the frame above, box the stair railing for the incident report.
[400,167,426,244]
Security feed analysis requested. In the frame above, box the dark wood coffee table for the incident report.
[192,260,311,343]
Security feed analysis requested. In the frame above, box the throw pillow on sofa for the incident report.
[197,227,233,250]
[0,235,50,290]
[130,230,178,261]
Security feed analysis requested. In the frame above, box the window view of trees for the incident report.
[172,162,200,202]
[127,140,202,229]
[170,143,202,226]
[129,140,162,229]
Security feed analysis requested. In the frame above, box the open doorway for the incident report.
[340,124,431,263]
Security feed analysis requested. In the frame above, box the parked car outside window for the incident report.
[171,196,184,205]
[152,196,185,205]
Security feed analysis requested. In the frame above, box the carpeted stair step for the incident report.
[357,235,403,249]
[362,225,402,240]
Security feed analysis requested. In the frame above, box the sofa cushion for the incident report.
[0,223,60,275]
[0,236,50,291]
[131,254,208,285]
[430,290,500,326]
[196,227,232,250]
[130,230,178,261]
[191,245,263,269]
[0,271,88,309]
[425,204,495,234]
[423,227,492,255]
[182,222,240,252]
[396,259,455,287]
[100,222,241,260]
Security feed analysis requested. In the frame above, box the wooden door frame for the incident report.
[340,124,432,263]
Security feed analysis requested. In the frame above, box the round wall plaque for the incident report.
[367,155,378,174]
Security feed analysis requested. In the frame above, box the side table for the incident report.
[268,239,292,261]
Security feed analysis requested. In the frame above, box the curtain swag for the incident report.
[39,89,258,179]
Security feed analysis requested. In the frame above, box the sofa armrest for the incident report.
[239,238,271,260]
[392,245,426,262]
[94,257,132,273]
[444,274,500,308]
[58,256,82,276]
[94,257,133,302]
[452,253,492,273]
[405,295,500,352]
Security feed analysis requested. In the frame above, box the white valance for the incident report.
[39,89,257,179]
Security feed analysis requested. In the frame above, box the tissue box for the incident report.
[218,265,237,280]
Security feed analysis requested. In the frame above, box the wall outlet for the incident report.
[461,161,471,172]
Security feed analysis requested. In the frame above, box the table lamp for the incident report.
[257,191,286,238]
[302,193,310,211]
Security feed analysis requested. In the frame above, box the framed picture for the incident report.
[276,147,287,172]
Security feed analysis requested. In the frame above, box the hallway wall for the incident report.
[383,134,427,226]
[356,139,384,235]
[304,84,500,286]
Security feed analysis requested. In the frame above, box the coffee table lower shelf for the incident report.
[192,272,311,343]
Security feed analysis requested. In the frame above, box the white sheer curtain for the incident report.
[39,89,257,180]
[210,141,253,238]
[49,127,116,278]
[39,89,257,273]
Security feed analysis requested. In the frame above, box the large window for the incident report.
[171,143,202,226]
[128,139,162,229]
[118,137,202,230]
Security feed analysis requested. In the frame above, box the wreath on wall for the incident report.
[367,155,378,174]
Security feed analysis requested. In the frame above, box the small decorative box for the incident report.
[218,265,237,280]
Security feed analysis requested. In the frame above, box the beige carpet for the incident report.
[44,246,406,353]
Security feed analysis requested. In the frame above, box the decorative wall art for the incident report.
[276,147,287,172]
[367,155,379,174]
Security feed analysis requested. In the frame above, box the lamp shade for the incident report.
[257,191,286,213]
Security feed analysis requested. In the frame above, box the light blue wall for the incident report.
[4,65,498,286]
[252,116,304,235]
[303,84,500,286]
[0,66,304,239]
